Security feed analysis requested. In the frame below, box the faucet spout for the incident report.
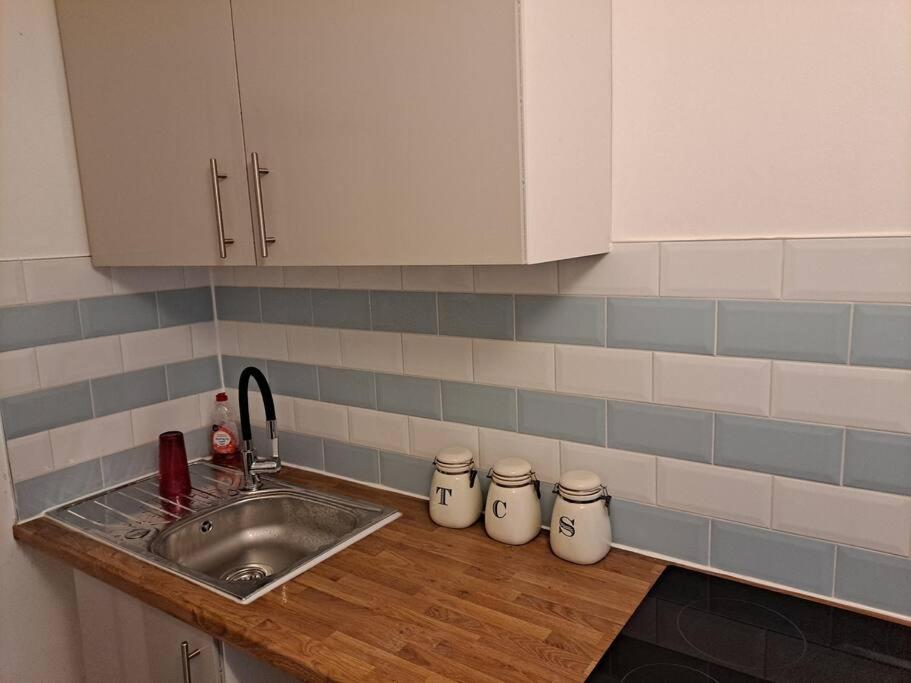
[236,366,281,491]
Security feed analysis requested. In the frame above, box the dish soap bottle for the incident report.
[210,392,241,468]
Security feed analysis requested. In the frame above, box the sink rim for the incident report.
[45,462,400,604]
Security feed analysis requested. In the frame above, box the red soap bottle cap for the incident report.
[216,392,228,402]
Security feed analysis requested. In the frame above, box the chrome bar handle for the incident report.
[180,641,201,683]
[251,152,276,258]
[208,158,234,259]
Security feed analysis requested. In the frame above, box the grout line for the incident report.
[839,429,846,485]
[778,240,787,299]
[846,303,855,364]
[656,242,663,295]
[831,547,839,597]
[707,519,713,566]
[769,475,776,529]
[709,413,716,464]
[712,300,719,355]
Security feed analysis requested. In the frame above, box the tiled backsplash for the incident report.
[0,258,220,516]
[2,238,910,619]
[211,237,911,618]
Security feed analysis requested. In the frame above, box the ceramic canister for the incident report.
[549,470,612,565]
[484,457,541,545]
[429,446,482,528]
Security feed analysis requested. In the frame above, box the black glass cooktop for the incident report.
[588,566,911,682]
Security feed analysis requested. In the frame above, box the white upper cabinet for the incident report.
[56,0,612,266]
[56,0,256,266]
[612,0,911,241]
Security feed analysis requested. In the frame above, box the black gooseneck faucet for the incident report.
[237,366,281,491]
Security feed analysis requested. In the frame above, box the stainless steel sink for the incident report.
[47,462,400,603]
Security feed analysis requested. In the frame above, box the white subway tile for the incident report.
[283,266,339,289]
[131,396,201,446]
[210,267,235,286]
[479,428,560,483]
[338,266,402,290]
[0,349,40,398]
[408,417,478,460]
[190,322,217,358]
[0,261,26,306]
[402,266,474,292]
[660,240,783,299]
[403,334,473,382]
[287,326,341,367]
[473,339,555,391]
[216,321,239,356]
[22,257,112,302]
[556,345,652,401]
[654,353,771,416]
[36,336,122,387]
[339,330,403,373]
[773,478,911,556]
[771,362,911,433]
[235,322,288,361]
[233,266,284,287]
[783,237,911,303]
[6,432,54,482]
[293,398,349,441]
[560,441,656,504]
[348,407,409,452]
[121,326,193,371]
[475,263,558,294]
[559,243,660,296]
[50,412,134,468]
[657,458,772,527]
[182,267,211,289]
[110,267,184,294]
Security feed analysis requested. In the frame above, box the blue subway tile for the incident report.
[0,382,93,439]
[0,301,82,352]
[441,381,516,431]
[438,293,514,340]
[166,356,220,399]
[214,286,261,322]
[100,441,158,487]
[375,374,441,419]
[266,360,319,400]
[717,301,850,363]
[835,546,911,616]
[221,356,268,389]
[607,298,715,354]
[370,291,437,334]
[380,451,435,496]
[14,459,104,519]
[608,401,713,463]
[844,429,911,497]
[851,305,911,370]
[516,295,605,346]
[517,390,605,446]
[280,431,324,470]
[715,414,843,484]
[311,289,370,330]
[317,367,376,409]
[323,440,379,483]
[91,367,168,417]
[711,521,835,595]
[157,287,214,328]
[260,287,312,326]
[80,293,159,337]
[611,500,709,564]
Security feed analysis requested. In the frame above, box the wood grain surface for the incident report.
[14,469,666,682]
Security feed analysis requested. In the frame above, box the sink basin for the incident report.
[47,462,400,603]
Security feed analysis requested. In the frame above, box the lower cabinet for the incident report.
[74,571,294,682]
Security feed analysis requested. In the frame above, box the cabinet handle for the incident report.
[180,640,201,683]
[251,152,276,258]
[209,158,235,259]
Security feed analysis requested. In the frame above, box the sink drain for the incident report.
[222,564,272,583]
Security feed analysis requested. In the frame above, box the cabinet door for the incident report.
[56,0,255,266]
[232,0,525,266]
[74,571,221,683]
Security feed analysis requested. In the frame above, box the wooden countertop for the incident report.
[14,469,666,682]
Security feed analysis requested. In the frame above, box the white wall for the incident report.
[0,0,89,260]
[0,0,88,680]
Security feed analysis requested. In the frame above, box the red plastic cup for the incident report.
[159,431,191,506]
